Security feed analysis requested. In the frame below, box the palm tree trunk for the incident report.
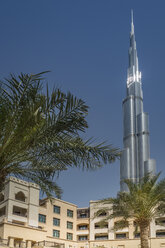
[140,224,149,248]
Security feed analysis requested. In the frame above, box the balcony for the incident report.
[77,230,89,235]
[77,224,89,235]
[95,225,108,229]
[12,206,27,223]
[77,208,90,219]
[13,206,27,217]
[156,231,165,238]
[115,227,129,233]
[78,225,88,230]
[155,218,165,230]
[36,241,64,248]
[77,235,88,242]
[115,233,128,239]
[94,223,108,234]
[14,240,26,248]
[95,234,108,240]
[0,239,8,247]
[94,222,108,232]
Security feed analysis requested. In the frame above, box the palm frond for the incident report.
[113,219,129,231]
[94,172,165,236]
[0,72,119,197]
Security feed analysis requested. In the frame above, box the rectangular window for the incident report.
[54,205,60,214]
[155,218,165,225]
[67,233,73,240]
[95,223,108,229]
[116,233,127,239]
[78,236,88,241]
[156,231,165,237]
[77,209,90,219]
[95,235,108,240]
[134,233,140,238]
[78,225,88,230]
[53,230,60,238]
[38,214,46,223]
[67,209,73,218]
[80,213,87,218]
[67,221,73,229]
[53,218,60,226]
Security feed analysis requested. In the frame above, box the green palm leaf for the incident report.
[94,173,165,248]
[0,72,120,197]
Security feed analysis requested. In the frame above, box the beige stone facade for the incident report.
[0,178,165,248]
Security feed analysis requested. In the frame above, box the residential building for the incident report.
[0,177,165,248]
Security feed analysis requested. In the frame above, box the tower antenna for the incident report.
[131,9,134,34]
[131,9,134,24]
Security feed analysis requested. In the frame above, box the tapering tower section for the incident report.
[120,11,156,191]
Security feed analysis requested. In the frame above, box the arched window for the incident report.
[98,210,107,217]
[0,193,4,202]
[15,191,26,202]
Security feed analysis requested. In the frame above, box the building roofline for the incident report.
[40,197,77,207]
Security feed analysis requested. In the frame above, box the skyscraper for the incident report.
[120,11,156,191]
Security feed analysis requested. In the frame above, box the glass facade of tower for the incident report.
[120,13,156,191]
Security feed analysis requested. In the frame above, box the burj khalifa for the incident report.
[120,12,156,191]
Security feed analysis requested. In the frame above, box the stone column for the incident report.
[8,237,14,248]
[150,219,156,238]
[108,219,115,240]
[26,240,32,248]
[129,220,134,239]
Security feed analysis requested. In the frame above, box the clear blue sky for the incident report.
[1,0,165,207]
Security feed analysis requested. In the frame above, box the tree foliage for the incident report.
[94,173,165,248]
[0,72,120,197]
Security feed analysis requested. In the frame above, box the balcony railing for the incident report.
[95,226,108,229]
[13,212,27,217]
[0,239,8,247]
[36,241,64,248]
[14,241,26,248]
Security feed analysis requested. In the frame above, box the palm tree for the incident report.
[94,173,165,248]
[0,72,119,197]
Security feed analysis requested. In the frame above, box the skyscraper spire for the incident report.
[120,11,156,192]
[131,9,134,35]
[127,10,141,87]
